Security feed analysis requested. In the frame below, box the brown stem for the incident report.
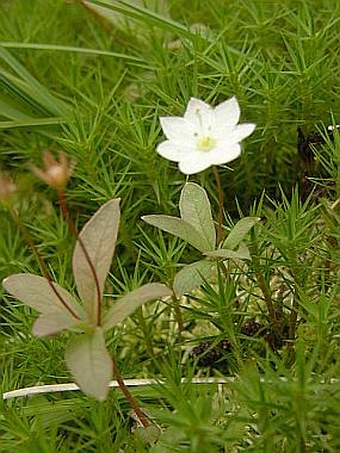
[111,355,150,427]
[58,190,102,326]
[286,265,303,365]
[172,295,184,339]
[218,260,229,278]
[212,166,224,245]
[299,435,307,453]
[288,297,299,341]
[251,230,280,327]
[79,0,114,34]
[257,271,277,322]
[9,209,80,320]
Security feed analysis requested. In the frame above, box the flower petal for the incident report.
[157,141,187,162]
[184,98,212,120]
[178,153,214,174]
[208,142,241,165]
[156,95,255,175]
[230,123,256,142]
[160,117,197,141]
[214,96,240,127]
[184,98,215,132]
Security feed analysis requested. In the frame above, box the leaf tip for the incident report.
[2,276,10,289]
[2,274,20,293]
[141,215,152,223]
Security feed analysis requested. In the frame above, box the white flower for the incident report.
[157,96,255,175]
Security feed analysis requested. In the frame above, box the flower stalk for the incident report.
[111,355,151,428]
[212,165,224,245]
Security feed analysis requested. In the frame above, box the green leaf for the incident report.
[85,0,193,39]
[204,245,250,261]
[0,117,65,129]
[135,425,162,445]
[223,217,260,250]
[102,283,172,331]
[0,42,145,65]
[2,273,83,317]
[179,183,216,251]
[65,327,112,401]
[73,198,120,325]
[0,46,71,119]
[173,260,214,297]
[142,215,209,252]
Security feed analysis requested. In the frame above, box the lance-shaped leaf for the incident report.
[2,273,83,316]
[65,327,112,401]
[73,198,120,325]
[102,283,172,331]
[2,273,85,336]
[179,183,216,251]
[173,260,214,297]
[204,245,251,261]
[33,311,83,337]
[142,215,208,252]
[223,217,260,250]
[3,274,85,337]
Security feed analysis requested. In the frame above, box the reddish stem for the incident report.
[112,355,150,428]
[213,166,224,245]
[10,209,80,320]
[172,295,184,338]
[58,190,102,326]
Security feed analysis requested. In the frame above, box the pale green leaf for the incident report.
[173,260,214,297]
[223,217,260,250]
[102,283,172,331]
[32,311,81,337]
[2,273,83,318]
[142,215,208,252]
[65,327,112,401]
[135,425,162,445]
[205,245,251,261]
[179,183,216,251]
[73,198,120,325]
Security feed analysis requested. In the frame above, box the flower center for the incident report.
[197,136,216,151]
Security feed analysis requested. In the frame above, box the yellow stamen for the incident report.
[197,136,216,151]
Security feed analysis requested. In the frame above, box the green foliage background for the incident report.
[1,0,340,451]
